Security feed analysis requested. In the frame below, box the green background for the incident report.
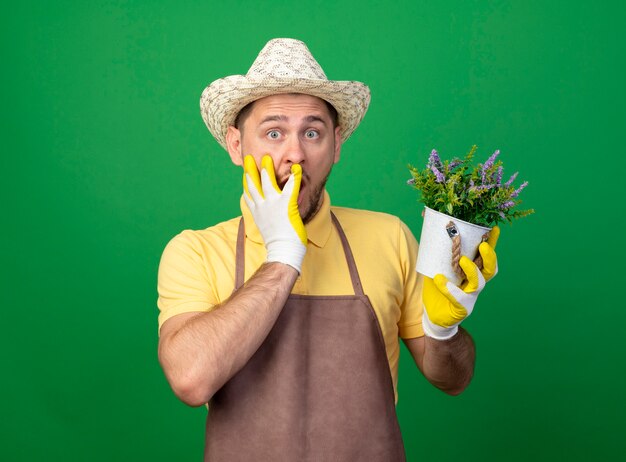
[3,1,625,460]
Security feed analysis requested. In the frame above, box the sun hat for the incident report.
[200,38,371,151]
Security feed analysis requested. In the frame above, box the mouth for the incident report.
[278,172,307,206]
[297,180,306,206]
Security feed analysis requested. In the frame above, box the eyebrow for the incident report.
[259,115,288,124]
[304,115,328,125]
[259,115,329,126]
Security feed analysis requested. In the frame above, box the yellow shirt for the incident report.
[157,191,424,402]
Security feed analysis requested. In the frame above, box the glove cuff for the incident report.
[266,241,307,274]
[422,308,459,341]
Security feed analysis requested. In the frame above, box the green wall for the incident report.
[3,1,625,460]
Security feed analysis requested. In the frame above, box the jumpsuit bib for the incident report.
[204,213,406,461]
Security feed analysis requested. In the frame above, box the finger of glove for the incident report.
[282,164,307,245]
[261,155,281,194]
[478,241,498,281]
[290,163,302,199]
[459,256,485,294]
[260,169,282,198]
[432,274,468,322]
[433,274,466,312]
[244,173,264,204]
[281,169,299,205]
[487,225,500,250]
[243,155,262,199]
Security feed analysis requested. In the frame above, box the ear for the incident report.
[226,126,243,166]
[333,126,343,164]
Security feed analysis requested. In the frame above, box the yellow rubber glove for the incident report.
[243,155,307,273]
[422,227,500,340]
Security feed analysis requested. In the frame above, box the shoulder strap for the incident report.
[234,218,245,290]
[330,212,365,297]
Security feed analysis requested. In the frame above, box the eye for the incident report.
[305,130,319,139]
[267,130,280,140]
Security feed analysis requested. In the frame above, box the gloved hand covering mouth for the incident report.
[242,155,307,273]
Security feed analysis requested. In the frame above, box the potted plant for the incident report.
[407,145,534,284]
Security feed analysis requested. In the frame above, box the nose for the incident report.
[281,135,305,166]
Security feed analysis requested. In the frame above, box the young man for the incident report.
[157,38,499,461]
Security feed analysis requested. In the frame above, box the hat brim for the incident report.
[200,75,371,150]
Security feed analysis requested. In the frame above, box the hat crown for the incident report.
[200,38,370,151]
[246,38,327,80]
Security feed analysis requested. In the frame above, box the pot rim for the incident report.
[423,206,492,232]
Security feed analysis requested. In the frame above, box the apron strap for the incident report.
[234,212,365,297]
[235,217,246,290]
[330,212,365,297]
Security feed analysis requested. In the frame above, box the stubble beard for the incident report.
[301,169,332,224]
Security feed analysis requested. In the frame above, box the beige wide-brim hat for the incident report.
[200,38,371,151]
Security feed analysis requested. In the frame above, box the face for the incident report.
[226,93,342,223]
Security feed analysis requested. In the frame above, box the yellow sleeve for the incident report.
[157,230,218,333]
[397,220,424,339]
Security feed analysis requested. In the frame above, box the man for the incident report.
[157,38,499,461]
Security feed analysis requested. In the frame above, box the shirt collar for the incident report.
[240,189,333,248]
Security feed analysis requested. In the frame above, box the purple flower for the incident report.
[426,149,445,183]
[496,166,503,186]
[499,201,515,209]
[407,178,415,185]
[504,172,519,187]
[499,211,506,220]
[484,150,500,170]
[449,159,462,171]
[511,181,528,198]
[428,149,443,169]
[430,165,445,183]
[481,150,500,184]
[426,149,446,183]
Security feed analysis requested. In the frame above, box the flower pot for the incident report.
[416,207,492,285]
